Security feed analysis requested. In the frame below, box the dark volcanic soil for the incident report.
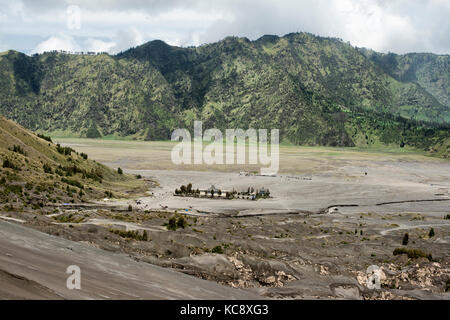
[2,200,449,300]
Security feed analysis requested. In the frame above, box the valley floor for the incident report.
[1,140,449,299]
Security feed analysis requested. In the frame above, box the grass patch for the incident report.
[110,229,148,241]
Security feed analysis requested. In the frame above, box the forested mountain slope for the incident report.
[0,32,448,155]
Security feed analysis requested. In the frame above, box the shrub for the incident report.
[135,174,142,179]
[3,184,22,196]
[393,248,432,261]
[212,245,224,254]
[61,177,83,189]
[2,159,19,170]
[43,163,53,174]
[117,167,123,175]
[166,217,177,231]
[86,127,102,139]
[402,233,409,246]
[110,229,147,241]
[127,204,132,211]
[80,153,88,160]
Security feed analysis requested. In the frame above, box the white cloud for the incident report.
[109,27,144,53]
[32,34,81,53]
[1,0,449,54]
[84,38,115,53]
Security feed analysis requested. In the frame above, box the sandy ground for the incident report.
[0,220,259,299]
[122,161,450,218]
[55,139,450,216]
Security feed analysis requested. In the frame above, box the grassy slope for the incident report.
[0,116,147,209]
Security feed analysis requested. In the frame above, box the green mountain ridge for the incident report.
[0,32,448,156]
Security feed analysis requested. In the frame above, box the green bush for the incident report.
[43,163,53,174]
[117,167,123,175]
[166,217,177,231]
[86,127,102,139]
[2,159,19,170]
[3,184,22,196]
[61,177,83,189]
[212,245,224,254]
[429,228,435,237]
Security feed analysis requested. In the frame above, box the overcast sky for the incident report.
[0,0,449,55]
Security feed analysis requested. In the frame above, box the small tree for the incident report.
[128,204,132,211]
[187,183,192,194]
[177,216,187,229]
[429,228,435,238]
[117,167,123,175]
[167,217,177,231]
[402,233,409,246]
[142,230,148,241]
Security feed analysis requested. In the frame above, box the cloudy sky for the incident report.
[0,0,449,55]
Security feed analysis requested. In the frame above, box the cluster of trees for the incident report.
[10,144,26,156]
[174,183,200,195]
[56,144,75,156]
[166,215,188,231]
[37,133,52,142]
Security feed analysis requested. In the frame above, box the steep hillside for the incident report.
[361,49,449,109]
[0,116,146,209]
[0,32,448,153]
[0,50,179,140]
